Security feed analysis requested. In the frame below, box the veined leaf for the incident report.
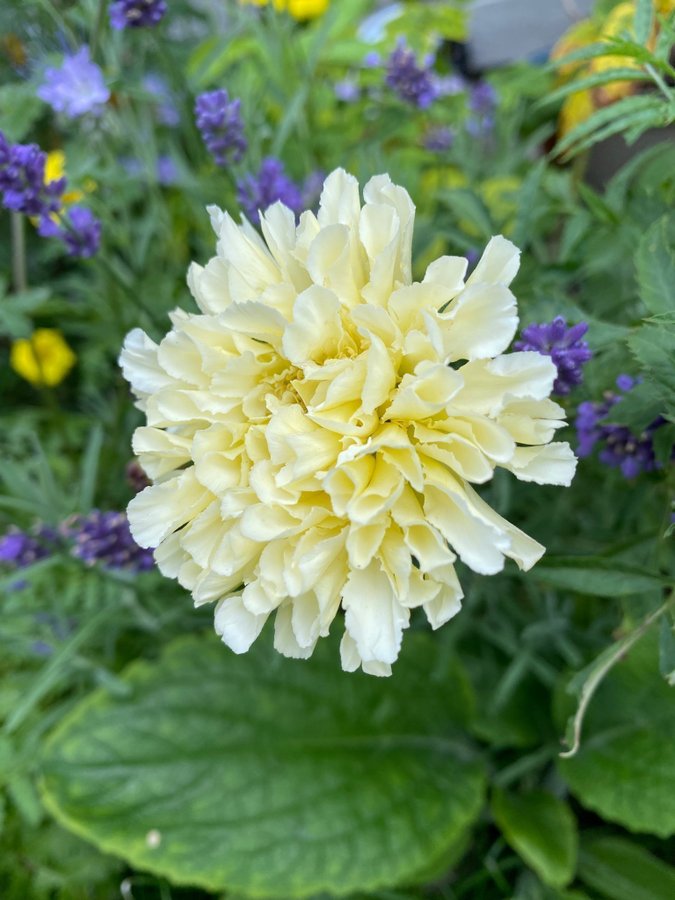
[635,216,675,316]
[40,631,485,897]
[534,557,663,597]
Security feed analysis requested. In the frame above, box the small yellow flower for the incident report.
[44,150,95,208]
[240,0,329,21]
[10,329,76,388]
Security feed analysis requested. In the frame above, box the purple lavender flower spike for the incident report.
[424,126,454,153]
[109,0,167,30]
[469,80,497,113]
[37,47,109,119]
[38,206,101,258]
[236,158,303,223]
[0,524,59,589]
[68,510,154,572]
[575,375,669,478]
[466,79,497,138]
[514,316,592,396]
[195,89,247,167]
[385,39,438,109]
[0,134,66,220]
[61,207,102,258]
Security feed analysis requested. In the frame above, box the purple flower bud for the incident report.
[334,78,360,103]
[575,375,670,478]
[109,0,167,30]
[236,158,303,224]
[514,316,592,396]
[385,39,438,109]
[37,47,110,119]
[195,89,247,167]
[68,510,154,572]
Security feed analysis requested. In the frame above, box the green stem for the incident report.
[89,0,108,62]
[644,62,674,104]
[10,212,27,293]
[560,587,675,759]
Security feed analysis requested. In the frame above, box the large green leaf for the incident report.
[635,217,675,316]
[40,631,485,897]
[492,789,577,888]
[533,556,663,597]
[558,636,675,837]
[578,836,675,900]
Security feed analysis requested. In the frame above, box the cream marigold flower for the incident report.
[120,169,576,675]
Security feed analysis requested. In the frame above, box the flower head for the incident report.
[195,89,247,167]
[11,328,76,387]
[0,132,65,218]
[514,317,592,396]
[576,376,667,478]
[68,510,154,572]
[109,0,167,29]
[385,39,438,109]
[236,157,302,223]
[37,47,109,118]
[121,169,576,675]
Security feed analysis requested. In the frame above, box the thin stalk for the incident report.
[560,587,675,759]
[11,212,27,293]
[644,62,674,104]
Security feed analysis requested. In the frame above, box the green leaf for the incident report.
[40,632,486,897]
[635,217,675,315]
[628,321,675,401]
[578,836,675,900]
[553,95,665,158]
[542,67,652,108]
[0,82,43,142]
[634,0,655,47]
[602,381,663,431]
[439,189,494,240]
[559,634,675,837]
[534,557,662,597]
[492,789,577,888]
